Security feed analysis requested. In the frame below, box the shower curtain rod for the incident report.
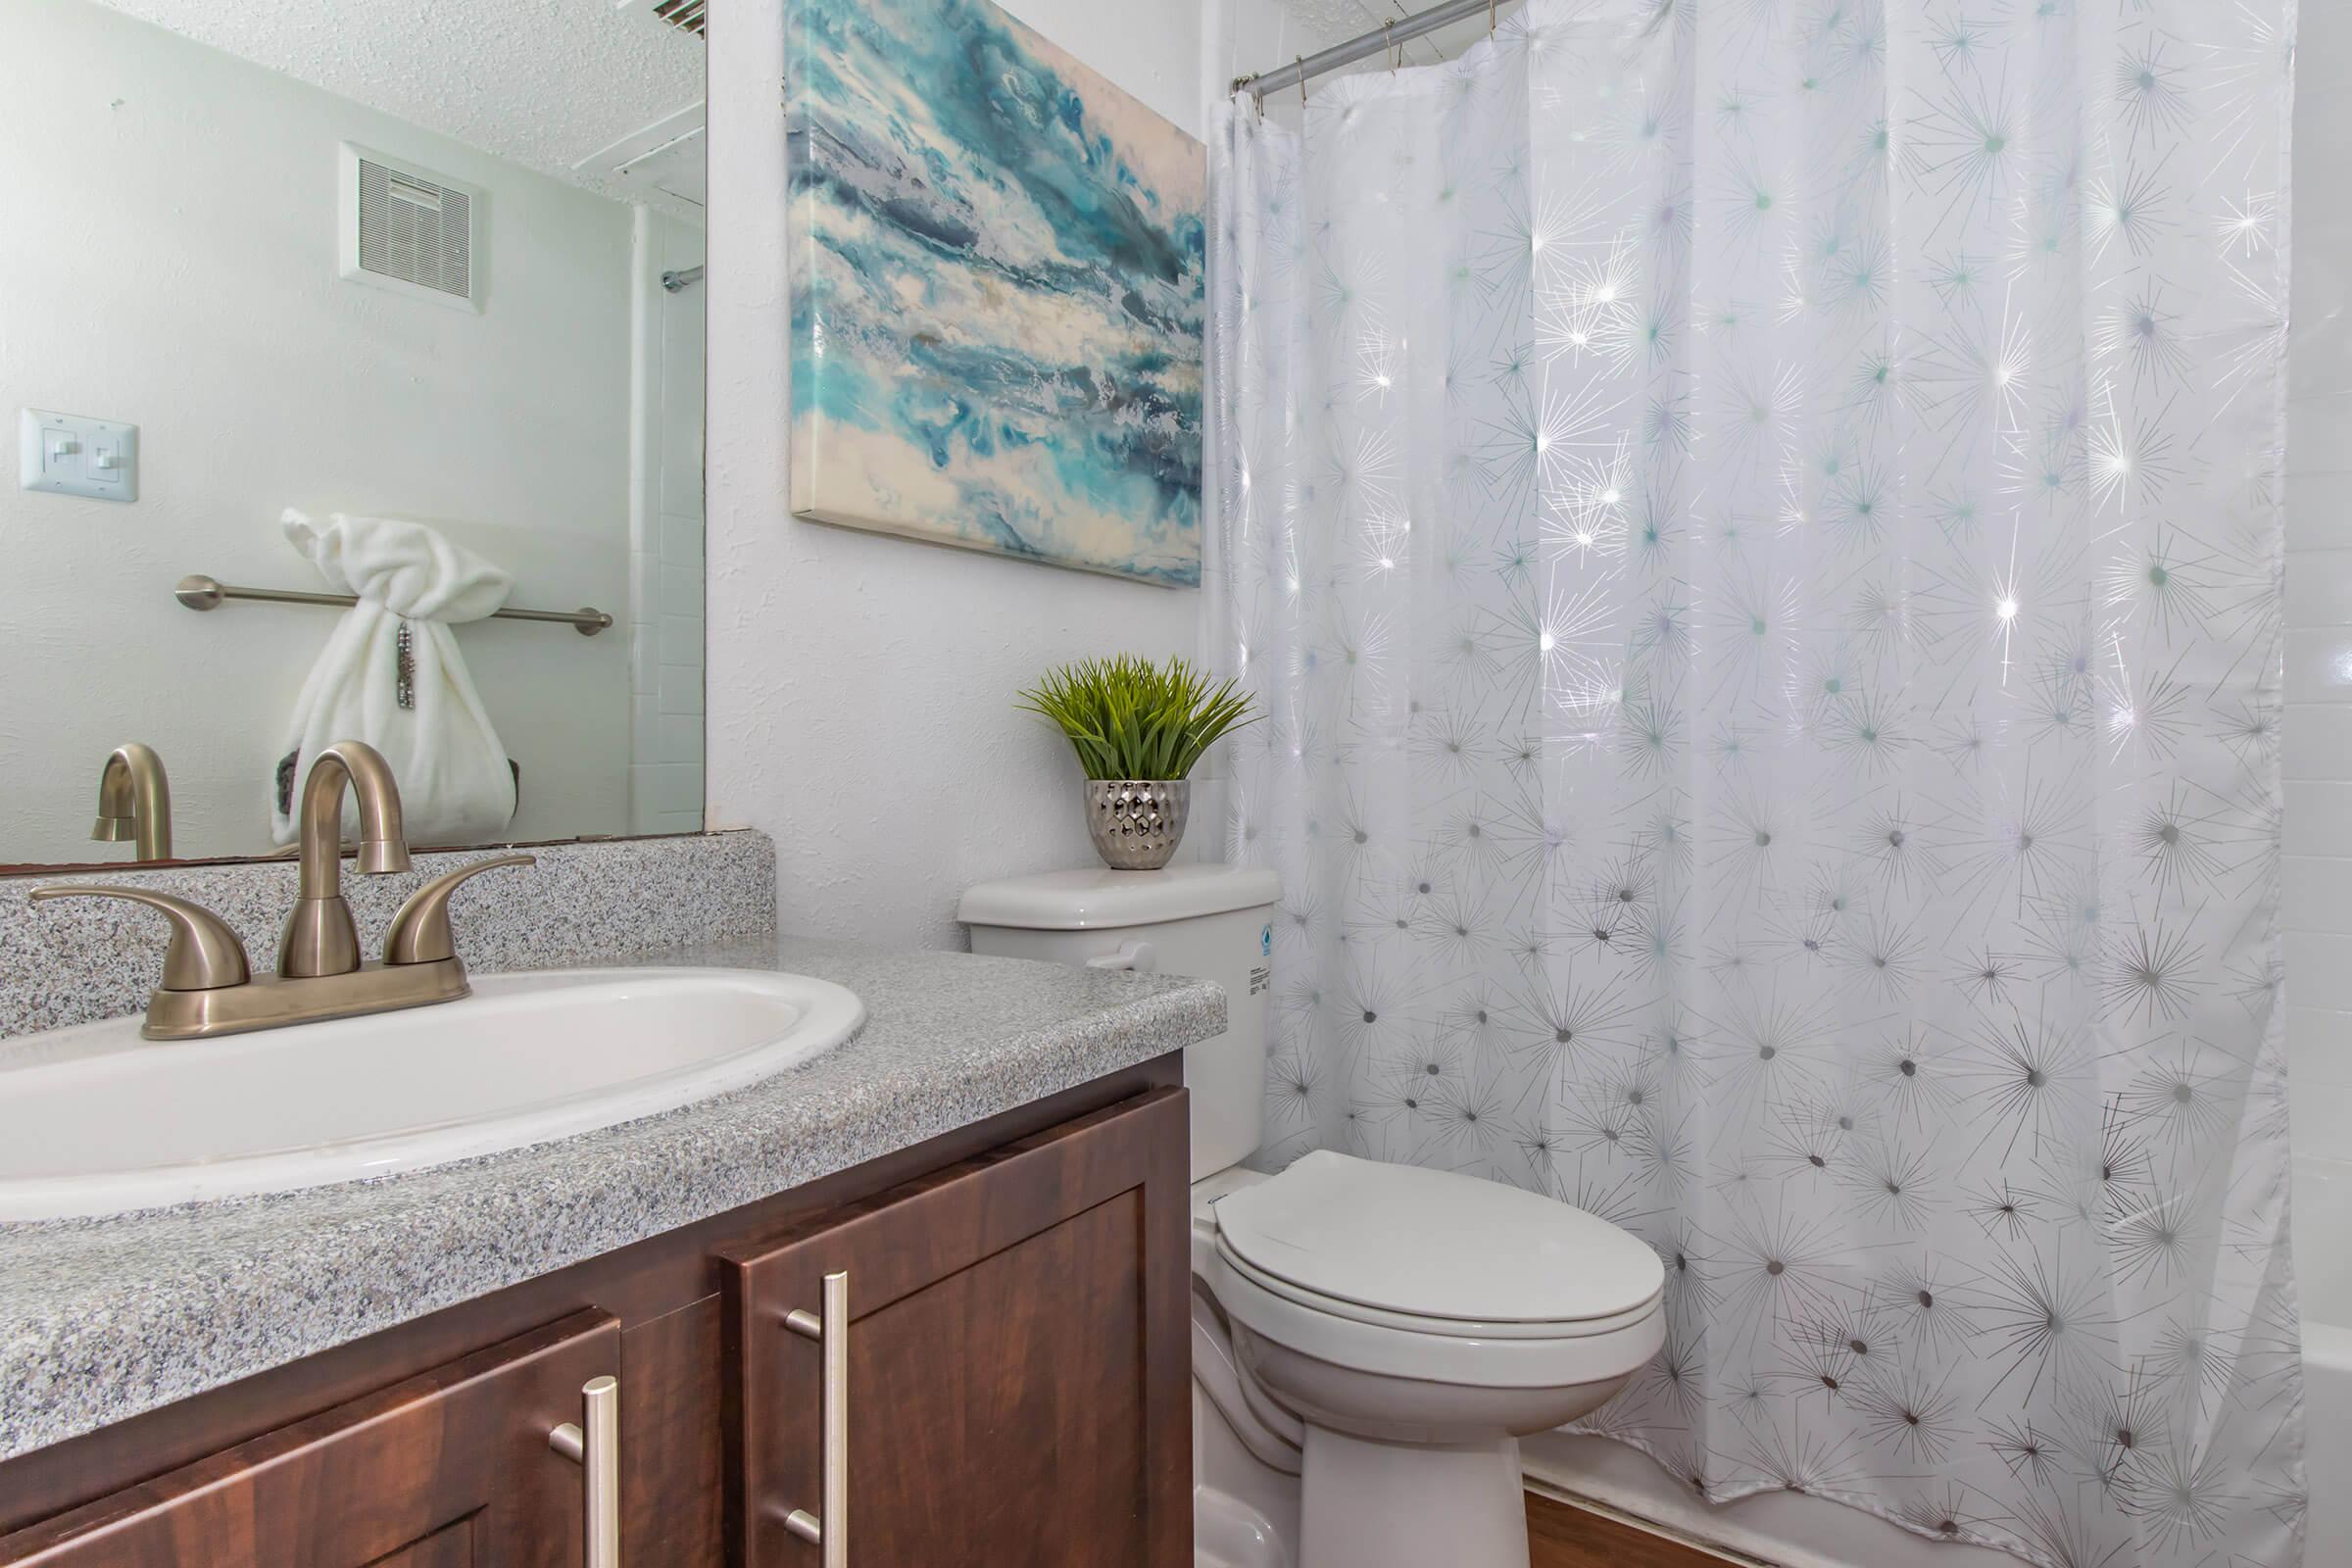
[1231,0,1520,100]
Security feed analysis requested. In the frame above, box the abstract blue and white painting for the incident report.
[785,0,1205,587]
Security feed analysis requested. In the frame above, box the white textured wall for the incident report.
[705,0,1213,951]
[0,0,635,860]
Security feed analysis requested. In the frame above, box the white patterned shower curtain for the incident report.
[1206,3,2301,1564]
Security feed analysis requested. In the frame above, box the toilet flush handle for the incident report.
[1086,941,1158,974]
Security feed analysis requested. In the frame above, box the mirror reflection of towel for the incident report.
[269,510,518,847]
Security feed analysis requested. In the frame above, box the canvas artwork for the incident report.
[784,0,1206,587]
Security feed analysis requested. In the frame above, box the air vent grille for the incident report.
[356,158,471,299]
[654,0,706,35]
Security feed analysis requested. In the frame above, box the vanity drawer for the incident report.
[0,1309,620,1567]
[720,1086,1192,1568]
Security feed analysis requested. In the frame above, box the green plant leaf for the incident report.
[1015,654,1260,780]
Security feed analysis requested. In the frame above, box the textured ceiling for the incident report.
[89,0,703,205]
[1280,0,1395,41]
[1244,0,1497,83]
[96,0,1503,203]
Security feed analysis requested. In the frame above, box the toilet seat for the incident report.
[1203,1152,1667,1391]
[1207,1240,1664,1390]
[1212,1151,1666,1327]
[1216,1240,1662,1341]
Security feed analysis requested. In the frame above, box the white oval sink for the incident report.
[0,967,863,1220]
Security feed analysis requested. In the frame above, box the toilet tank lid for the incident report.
[958,864,1280,930]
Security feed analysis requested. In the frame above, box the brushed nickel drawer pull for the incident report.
[549,1374,621,1568]
[780,1269,850,1564]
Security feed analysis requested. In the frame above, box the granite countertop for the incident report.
[0,935,1225,1461]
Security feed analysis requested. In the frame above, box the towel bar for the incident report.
[174,574,612,636]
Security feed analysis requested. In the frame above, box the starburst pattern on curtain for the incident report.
[1206,2,2300,1564]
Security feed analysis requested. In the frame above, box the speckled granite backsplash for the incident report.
[0,831,776,1038]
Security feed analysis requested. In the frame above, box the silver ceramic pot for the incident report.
[1085,780,1190,870]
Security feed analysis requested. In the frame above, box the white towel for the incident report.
[270,510,518,847]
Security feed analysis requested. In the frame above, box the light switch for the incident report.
[20,409,138,501]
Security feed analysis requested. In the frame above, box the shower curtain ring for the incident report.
[1386,21,1397,72]
[1298,55,1306,109]
[1489,0,1496,33]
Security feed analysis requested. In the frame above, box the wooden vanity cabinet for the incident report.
[0,1311,620,1566]
[0,1071,1192,1567]
[722,1085,1192,1568]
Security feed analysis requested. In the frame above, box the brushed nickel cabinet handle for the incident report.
[549,1374,621,1568]
[780,1269,849,1565]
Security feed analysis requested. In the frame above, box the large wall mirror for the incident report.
[0,0,707,868]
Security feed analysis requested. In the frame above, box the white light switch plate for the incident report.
[20,409,138,502]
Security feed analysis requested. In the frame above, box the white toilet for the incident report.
[960,865,1667,1568]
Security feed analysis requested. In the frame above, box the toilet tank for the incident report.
[958,864,1279,1181]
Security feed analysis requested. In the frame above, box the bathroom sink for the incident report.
[0,967,864,1220]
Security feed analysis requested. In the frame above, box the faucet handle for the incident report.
[29,886,251,991]
[382,855,536,965]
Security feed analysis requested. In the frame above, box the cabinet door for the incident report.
[0,1309,620,1567]
[723,1087,1191,1568]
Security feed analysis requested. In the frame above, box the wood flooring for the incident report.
[1528,1490,1741,1568]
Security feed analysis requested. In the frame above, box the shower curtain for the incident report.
[1206,3,2300,1564]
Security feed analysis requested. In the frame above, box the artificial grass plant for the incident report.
[1017,655,1258,781]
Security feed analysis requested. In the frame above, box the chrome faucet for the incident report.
[90,742,172,860]
[30,740,533,1040]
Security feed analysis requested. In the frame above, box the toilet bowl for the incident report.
[959,867,1667,1568]
[1201,1152,1664,1568]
